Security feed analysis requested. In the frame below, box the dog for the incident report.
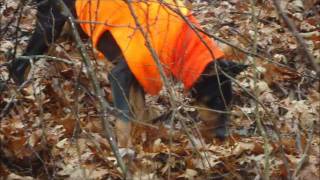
[9,0,247,146]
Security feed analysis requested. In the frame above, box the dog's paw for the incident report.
[8,58,30,85]
[212,126,229,140]
[199,123,229,142]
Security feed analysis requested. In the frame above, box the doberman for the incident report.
[8,0,247,145]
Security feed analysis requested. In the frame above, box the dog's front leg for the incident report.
[9,0,69,84]
[97,31,147,147]
[108,58,137,147]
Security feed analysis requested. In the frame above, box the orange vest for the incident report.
[76,0,224,95]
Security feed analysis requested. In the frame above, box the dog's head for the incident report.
[191,60,247,140]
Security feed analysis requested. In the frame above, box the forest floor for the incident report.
[0,0,319,179]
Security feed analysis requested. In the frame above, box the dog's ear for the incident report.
[215,60,248,77]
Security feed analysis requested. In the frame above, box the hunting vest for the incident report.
[76,0,224,95]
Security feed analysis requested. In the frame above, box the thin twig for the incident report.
[220,68,291,179]
[17,55,75,65]
[293,123,315,178]
[123,0,178,107]
[55,0,128,177]
[272,0,320,75]
[250,1,271,179]
[0,78,32,118]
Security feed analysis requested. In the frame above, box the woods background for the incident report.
[0,0,319,179]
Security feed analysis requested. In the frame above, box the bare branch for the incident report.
[54,0,128,177]
[272,0,320,75]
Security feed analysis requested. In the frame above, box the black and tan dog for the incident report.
[9,0,247,145]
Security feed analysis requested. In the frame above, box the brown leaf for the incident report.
[263,64,300,85]
[232,141,264,156]
[60,114,77,136]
